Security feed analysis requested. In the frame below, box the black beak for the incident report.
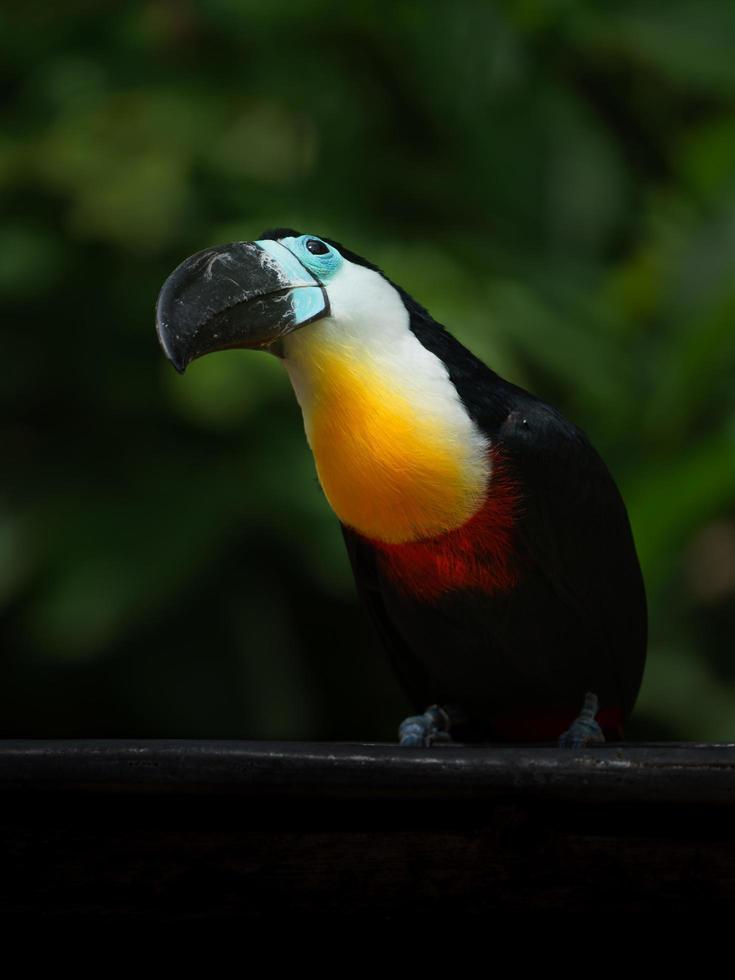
[155,240,329,373]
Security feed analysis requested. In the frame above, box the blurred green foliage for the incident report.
[1,0,734,740]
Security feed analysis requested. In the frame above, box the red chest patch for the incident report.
[371,450,520,601]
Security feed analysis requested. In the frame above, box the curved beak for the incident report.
[155,240,329,373]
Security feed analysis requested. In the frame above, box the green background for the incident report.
[2,1,734,740]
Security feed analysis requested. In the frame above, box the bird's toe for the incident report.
[398,705,451,748]
[558,691,606,748]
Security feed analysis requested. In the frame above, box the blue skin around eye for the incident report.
[280,235,343,281]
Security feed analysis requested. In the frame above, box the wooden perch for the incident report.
[2,740,735,917]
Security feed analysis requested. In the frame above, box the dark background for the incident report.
[2,1,734,740]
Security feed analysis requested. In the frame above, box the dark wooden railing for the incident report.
[2,740,735,917]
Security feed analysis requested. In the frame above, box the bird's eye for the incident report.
[288,234,342,280]
[306,238,329,256]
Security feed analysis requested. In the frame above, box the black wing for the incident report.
[495,399,647,716]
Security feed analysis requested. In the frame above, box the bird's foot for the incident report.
[559,691,605,748]
[399,704,452,747]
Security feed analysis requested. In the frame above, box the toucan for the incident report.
[155,229,647,747]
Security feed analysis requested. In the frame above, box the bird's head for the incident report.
[155,228,414,373]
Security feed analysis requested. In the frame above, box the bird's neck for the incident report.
[282,315,491,544]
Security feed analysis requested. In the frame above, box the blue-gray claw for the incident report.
[559,691,605,748]
[399,705,451,747]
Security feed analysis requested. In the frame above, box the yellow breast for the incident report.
[296,348,487,543]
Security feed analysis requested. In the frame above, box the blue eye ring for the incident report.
[289,235,342,281]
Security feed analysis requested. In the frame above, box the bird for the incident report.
[155,229,647,747]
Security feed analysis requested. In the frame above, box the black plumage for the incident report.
[341,298,646,741]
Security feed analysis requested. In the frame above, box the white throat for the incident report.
[280,257,491,543]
